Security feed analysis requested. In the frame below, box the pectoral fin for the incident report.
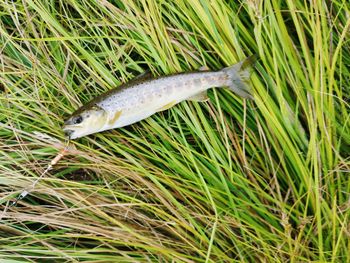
[157,100,177,112]
[188,91,209,102]
[108,110,122,125]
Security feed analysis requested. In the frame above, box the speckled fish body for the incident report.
[95,71,225,127]
[63,56,255,139]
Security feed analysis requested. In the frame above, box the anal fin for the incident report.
[188,91,209,102]
[157,100,177,112]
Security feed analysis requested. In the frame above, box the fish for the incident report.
[63,56,256,139]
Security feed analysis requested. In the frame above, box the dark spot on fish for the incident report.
[188,80,194,85]
[193,78,202,85]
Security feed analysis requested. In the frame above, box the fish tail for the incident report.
[221,55,257,99]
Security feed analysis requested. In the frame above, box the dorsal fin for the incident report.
[132,69,152,82]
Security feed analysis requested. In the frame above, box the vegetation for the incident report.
[0,0,349,262]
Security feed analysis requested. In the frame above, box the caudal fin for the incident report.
[221,55,257,100]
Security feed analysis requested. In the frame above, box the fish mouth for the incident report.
[62,124,76,139]
[63,129,74,139]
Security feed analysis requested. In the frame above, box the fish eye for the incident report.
[74,116,83,124]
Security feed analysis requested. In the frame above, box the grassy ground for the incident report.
[1,0,349,262]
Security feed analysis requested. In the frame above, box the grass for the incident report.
[0,0,349,262]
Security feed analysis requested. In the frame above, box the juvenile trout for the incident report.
[63,56,255,139]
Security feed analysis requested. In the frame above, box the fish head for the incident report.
[63,104,108,139]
